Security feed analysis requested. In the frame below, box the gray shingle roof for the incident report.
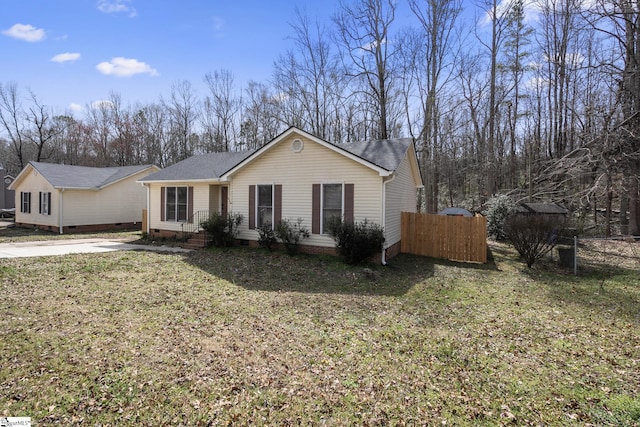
[139,151,255,182]
[519,202,568,215]
[30,162,156,189]
[139,135,413,183]
[336,138,413,172]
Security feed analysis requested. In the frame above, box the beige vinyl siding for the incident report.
[229,134,383,247]
[62,170,150,226]
[147,182,212,232]
[13,166,58,227]
[385,152,419,246]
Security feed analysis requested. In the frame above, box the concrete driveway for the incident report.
[0,238,191,259]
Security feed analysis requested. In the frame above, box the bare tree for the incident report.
[333,0,399,139]
[239,81,282,150]
[85,99,115,166]
[409,0,462,212]
[0,82,27,169]
[273,9,344,140]
[25,90,63,163]
[203,69,241,152]
[164,80,200,163]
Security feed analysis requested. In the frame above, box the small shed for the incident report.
[516,202,568,216]
[438,207,473,217]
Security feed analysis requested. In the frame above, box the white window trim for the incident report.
[320,183,344,234]
[256,184,275,229]
[165,186,189,223]
[21,192,31,214]
[40,192,50,216]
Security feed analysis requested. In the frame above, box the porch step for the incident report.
[182,231,208,250]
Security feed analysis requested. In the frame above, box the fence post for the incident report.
[574,235,578,276]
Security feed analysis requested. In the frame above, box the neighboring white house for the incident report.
[139,127,423,262]
[9,162,159,233]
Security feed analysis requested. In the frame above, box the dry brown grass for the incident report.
[0,241,639,425]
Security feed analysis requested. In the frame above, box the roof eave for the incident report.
[137,178,224,185]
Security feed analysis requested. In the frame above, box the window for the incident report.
[322,184,343,233]
[20,192,31,214]
[249,185,281,230]
[165,186,188,222]
[39,192,51,215]
[257,185,273,228]
[312,183,353,234]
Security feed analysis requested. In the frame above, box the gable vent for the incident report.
[291,138,304,153]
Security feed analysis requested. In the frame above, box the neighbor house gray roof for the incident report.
[139,151,255,182]
[29,162,157,189]
[337,138,413,172]
[518,202,568,215]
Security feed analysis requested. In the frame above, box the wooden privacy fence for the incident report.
[142,209,147,233]
[401,212,487,263]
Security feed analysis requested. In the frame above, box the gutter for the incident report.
[59,188,65,234]
[380,174,396,265]
[146,183,150,234]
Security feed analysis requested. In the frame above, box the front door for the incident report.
[221,187,228,218]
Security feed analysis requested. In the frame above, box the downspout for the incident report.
[59,188,65,234]
[145,184,150,234]
[381,174,396,265]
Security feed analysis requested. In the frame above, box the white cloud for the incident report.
[2,23,46,42]
[69,103,84,113]
[91,100,114,109]
[51,52,81,63]
[96,57,158,77]
[97,0,137,17]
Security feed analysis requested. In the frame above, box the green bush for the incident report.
[327,217,385,265]
[504,214,564,268]
[485,195,518,240]
[200,212,243,248]
[257,223,277,251]
[275,218,310,255]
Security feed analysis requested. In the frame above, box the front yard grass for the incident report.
[1,242,638,425]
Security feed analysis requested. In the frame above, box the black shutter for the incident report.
[248,185,255,230]
[312,184,320,234]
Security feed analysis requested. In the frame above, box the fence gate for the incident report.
[401,212,487,263]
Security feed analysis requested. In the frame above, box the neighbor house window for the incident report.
[39,192,51,215]
[20,192,31,214]
[322,184,343,233]
[165,186,188,222]
[257,185,273,228]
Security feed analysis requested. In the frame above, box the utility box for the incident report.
[557,246,575,268]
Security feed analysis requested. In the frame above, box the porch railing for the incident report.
[181,210,211,237]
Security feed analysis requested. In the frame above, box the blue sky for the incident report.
[1,0,349,114]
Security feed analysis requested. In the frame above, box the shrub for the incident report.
[327,217,385,265]
[257,223,277,251]
[504,214,564,268]
[275,218,310,255]
[485,195,518,240]
[200,212,243,248]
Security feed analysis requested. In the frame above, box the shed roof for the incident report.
[519,202,568,215]
[25,162,157,189]
[439,207,473,217]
